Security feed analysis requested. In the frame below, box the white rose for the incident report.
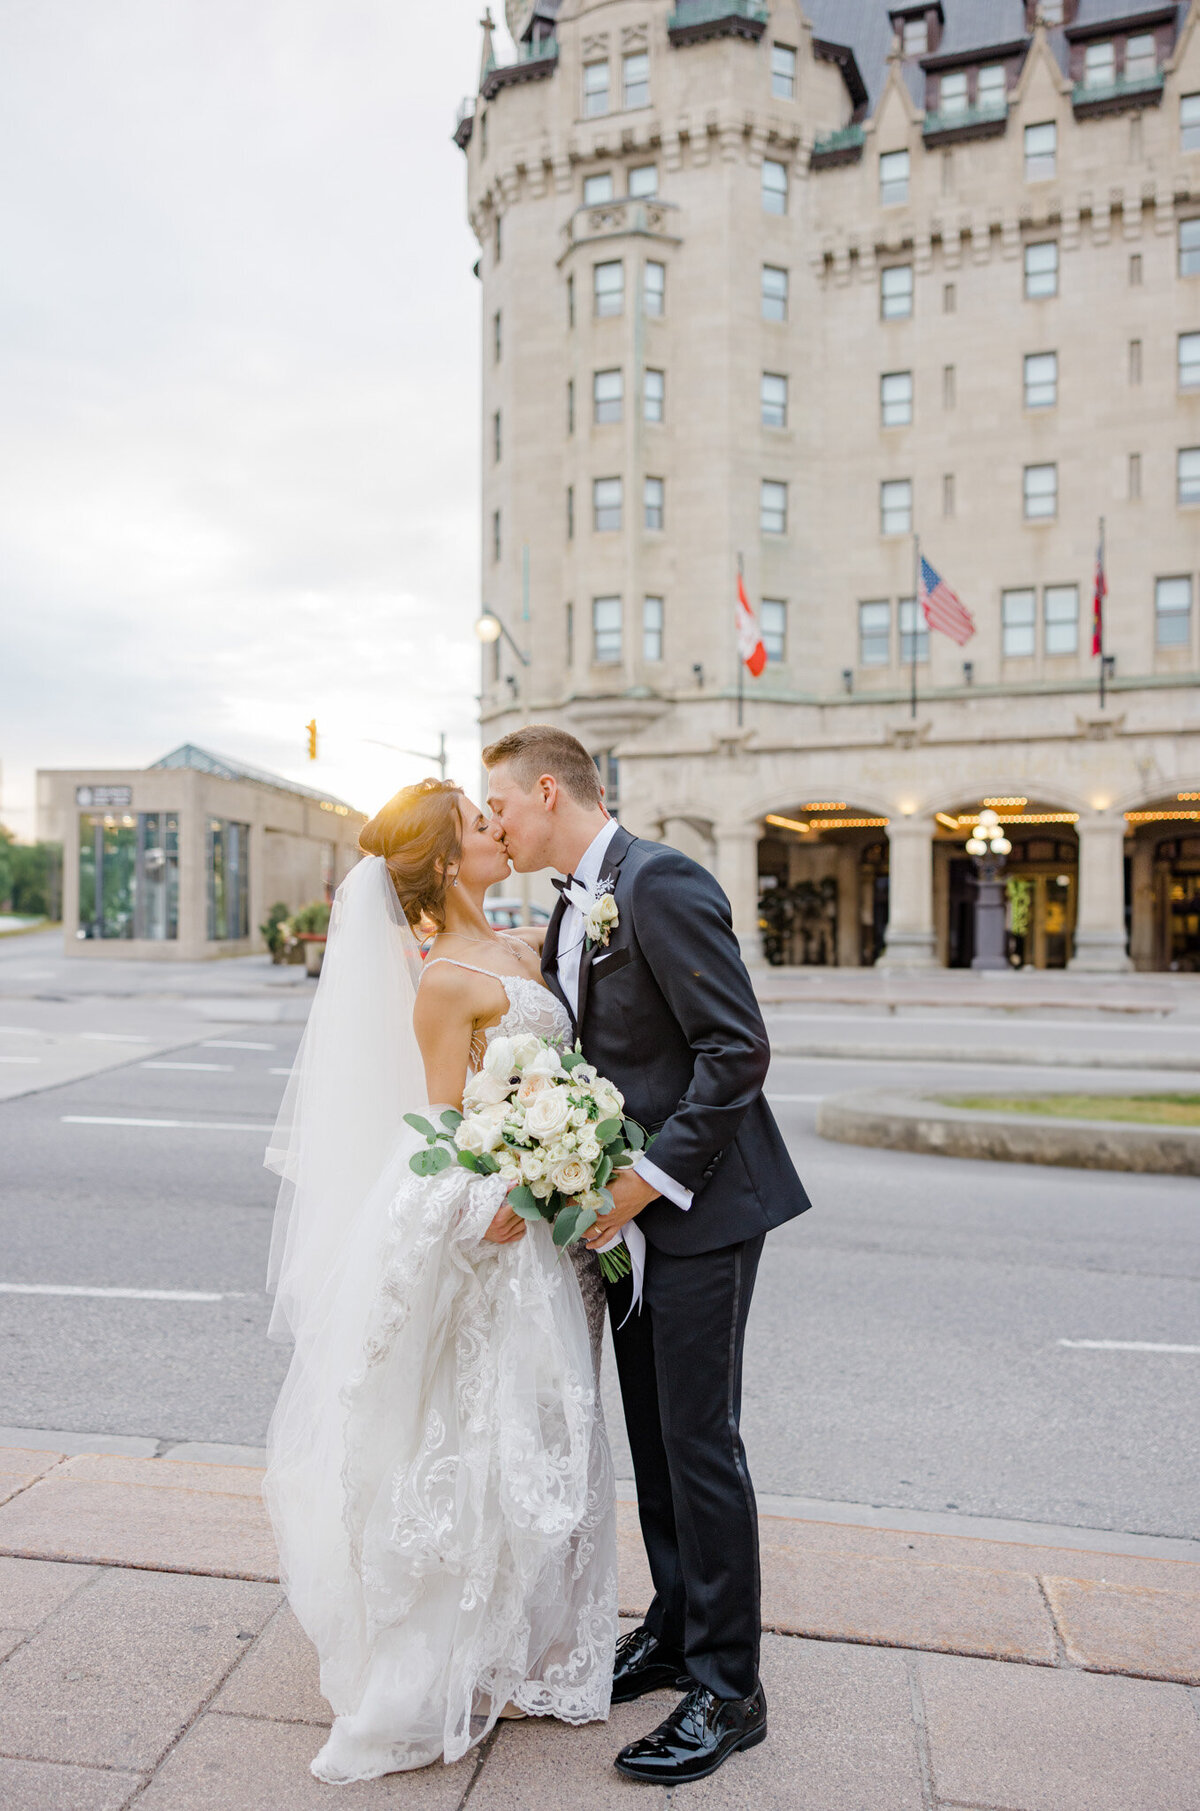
[497,1154,521,1182]
[584,893,619,944]
[576,1133,601,1164]
[594,1081,624,1117]
[550,1156,592,1197]
[510,1033,543,1069]
[517,1073,549,1107]
[524,1088,573,1140]
[531,1177,554,1200]
[525,1044,563,1080]
[570,1105,589,1127]
[463,1069,510,1108]
[482,1036,516,1080]
[455,1115,501,1156]
[521,1150,547,1181]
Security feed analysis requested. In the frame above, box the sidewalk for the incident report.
[0,1449,1196,1809]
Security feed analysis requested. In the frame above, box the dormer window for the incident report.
[939,71,968,116]
[1040,0,1064,22]
[978,64,1007,108]
[903,17,927,55]
[1125,34,1157,82]
[1084,41,1115,89]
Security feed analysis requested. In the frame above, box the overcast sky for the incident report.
[1,0,505,837]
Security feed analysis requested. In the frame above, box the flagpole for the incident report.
[1097,515,1106,710]
[911,532,920,720]
[737,551,745,728]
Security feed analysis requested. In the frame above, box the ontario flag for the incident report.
[736,571,766,677]
[919,555,975,646]
[1091,534,1107,656]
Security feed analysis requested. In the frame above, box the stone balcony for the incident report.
[667,0,768,49]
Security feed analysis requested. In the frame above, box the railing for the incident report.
[667,0,769,38]
[455,96,476,129]
[1072,69,1164,109]
[811,123,865,156]
[515,33,558,66]
[480,35,559,100]
[922,99,1008,138]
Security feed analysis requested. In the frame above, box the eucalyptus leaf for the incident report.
[439,1108,464,1131]
[595,1154,613,1188]
[475,1152,499,1174]
[403,1112,438,1140]
[610,1150,635,1168]
[594,1116,622,1145]
[559,1049,587,1071]
[410,1146,452,1176]
[508,1183,542,1222]
[455,1150,480,1172]
[623,1118,646,1151]
[574,1204,597,1235]
[552,1202,583,1247]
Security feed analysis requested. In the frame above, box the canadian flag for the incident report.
[736,572,766,677]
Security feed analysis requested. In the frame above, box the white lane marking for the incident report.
[0,1056,41,1065]
[0,1283,241,1303]
[0,1027,43,1036]
[269,1067,294,1076]
[765,1012,1195,1034]
[78,1033,154,1044]
[1059,1339,1200,1354]
[203,1039,276,1051]
[140,1061,234,1072]
[766,1093,826,1102]
[61,1116,275,1132]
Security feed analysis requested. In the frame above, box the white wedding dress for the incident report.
[262,857,617,1783]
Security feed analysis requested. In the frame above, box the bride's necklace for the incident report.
[432,928,506,950]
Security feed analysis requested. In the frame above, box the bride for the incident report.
[263,777,617,1784]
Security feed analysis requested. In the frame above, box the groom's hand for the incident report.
[584,1169,658,1249]
[484,1201,526,1244]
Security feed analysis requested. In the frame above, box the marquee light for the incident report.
[983,796,1027,808]
[949,812,1079,827]
[801,801,847,811]
[1178,792,1200,802]
[765,813,810,834]
[1124,809,1200,823]
[803,816,890,830]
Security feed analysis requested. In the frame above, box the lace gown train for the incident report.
[264,970,617,1783]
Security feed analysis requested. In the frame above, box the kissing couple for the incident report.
[263,723,811,1788]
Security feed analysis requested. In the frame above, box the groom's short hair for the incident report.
[482,724,603,807]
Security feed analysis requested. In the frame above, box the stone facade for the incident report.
[461,0,1200,969]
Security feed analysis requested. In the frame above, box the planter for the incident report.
[296,932,327,977]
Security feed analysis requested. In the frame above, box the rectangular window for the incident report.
[760,479,787,534]
[584,171,613,206]
[1042,0,1063,19]
[643,260,665,317]
[644,367,664,423]
[1179,447,1200,505]
[881,264,914,319]
[1181,219,1200,277]
[977,63,1007,107]
[644,475,664,531]
[493,310,501,362]
[1179,332,1200,388]
[1025,121,1056,181]
[1002,588,1036,657]
[206,819,250,942]
[593,367,623,424]
[583,60,609,117]
[1044,584,1079,655]
[1183,94,1200,152]
[493,410,501,461]
[1024,350,1057,407]
[78,811,180,942]
[1024,463,1057,520]
[762,158,788,215]
[761,599,787,663]
[881,370,913,426]
[881,478,912,535]
[902,17,927,55]
[761,372,788,428]
[943,363,957,408]
[592,595,622,662]
[1025,240,1059,299]
[593,477,622,531]
[594,259,624,316]
[943,472,956,517]
[858,600,891,666]
[567,378,575,434]
[880,149,910,206]
[567,484,574,539]
[628,163,657,198]
[899,597,928,663]
[1125,34,1156,81]
[771,43,796,99]
[1129,337,1143,384]
[623,51,649,110]
[939,71,968,115]
[762,264,788,321]
[1129,451,1142,500]
[492,509,501,560]
[642,595,664,661]
[1130,252,1143,286]
[1084,41,1115,89]
[494,214,502,262]
[943,280,956,313]
[1156,576,1192,647]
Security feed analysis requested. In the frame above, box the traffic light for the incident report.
[306,719,317,760]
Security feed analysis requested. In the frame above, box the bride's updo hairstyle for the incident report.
[358,778,464,931]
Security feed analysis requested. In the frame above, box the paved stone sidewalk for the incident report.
[0,1449,1197,1810]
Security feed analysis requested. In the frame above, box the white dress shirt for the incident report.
[555,821,693,1213]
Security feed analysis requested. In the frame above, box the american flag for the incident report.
[919,555,975,646]
[1091,534,1106,657]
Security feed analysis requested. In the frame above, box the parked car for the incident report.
[484,898,551,930]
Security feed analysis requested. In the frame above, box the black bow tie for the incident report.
[551,873,578,897]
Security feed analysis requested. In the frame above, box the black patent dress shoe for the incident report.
[609,1626,691,1705]
[614,1680,767,1784]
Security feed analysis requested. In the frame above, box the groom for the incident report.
[484,725,811,1787]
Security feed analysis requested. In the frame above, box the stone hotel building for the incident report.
[458,0,1200,969]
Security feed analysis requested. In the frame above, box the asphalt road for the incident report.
[0,1008,1197,1540]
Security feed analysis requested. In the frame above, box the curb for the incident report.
[816,1090,1200,1175]
[776,1040,1200,1072]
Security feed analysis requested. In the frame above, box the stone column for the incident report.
[1127,836,1156,971]
[835,844,861,967]
[1069,814,1132,971]
[877,818,937,968]
[715,825,764,968]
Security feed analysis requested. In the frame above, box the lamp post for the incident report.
[965,808,1013,971]
[474,606,530,667]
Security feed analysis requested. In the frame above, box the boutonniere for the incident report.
[583,890,619,951]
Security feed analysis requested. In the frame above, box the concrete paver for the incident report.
[0,1474,278,1580]
[135,1712,475,1809]
[470,1694,675,1809]
[0,1756,143,1811]
[1044,1573,1200,1685]
[919,1649,1200,1811]
[210,1603,332,1726]
[0,1554,97,1627]
[0,1567,279,1770]
[0,1446,63,1508]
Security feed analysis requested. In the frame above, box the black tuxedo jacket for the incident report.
[541,825,811,1255]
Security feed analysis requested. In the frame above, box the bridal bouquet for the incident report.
[405,1035,647,1281]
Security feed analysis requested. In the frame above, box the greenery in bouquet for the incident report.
[404,1035,650,1282]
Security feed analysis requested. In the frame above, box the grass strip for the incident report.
[936,1093,1200,1127]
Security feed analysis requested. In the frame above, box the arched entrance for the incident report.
[1126,792,1200,971]
[934,797,1080,969]
[757,802,890,966]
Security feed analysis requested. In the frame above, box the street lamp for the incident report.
[474,606,529,666]
[966,808,1013,971]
